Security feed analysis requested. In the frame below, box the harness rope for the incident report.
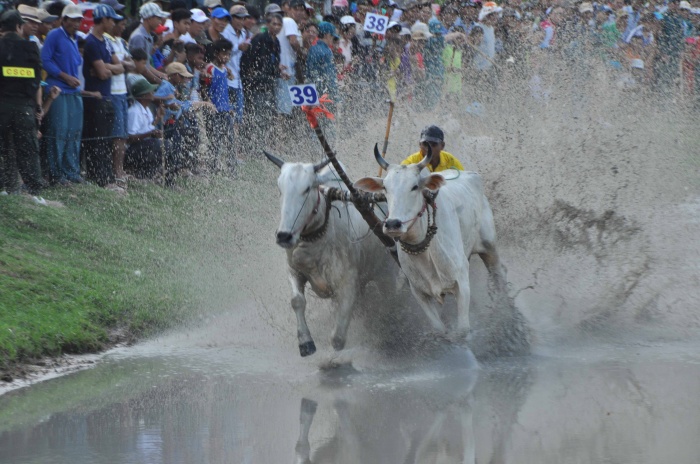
[298,189,333,243]
[398,196,438,255]
[323,188,440,255]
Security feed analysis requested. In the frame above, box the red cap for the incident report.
[155,24,168,34]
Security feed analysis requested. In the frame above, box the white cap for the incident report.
[630,58,644,69]
[410,21,432,39]
[387,20,400,29]
[190,8,209,22]
[340,15,356,25]
[61,3,84,19]
[679,1,692,10]
[578,2,594,13]
[478,1,503,21]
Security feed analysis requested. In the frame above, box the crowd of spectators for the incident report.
[1,0,699,196]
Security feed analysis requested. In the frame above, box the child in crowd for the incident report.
[126,79,166,178]
[127,48,150,93]
[204,39,235,171]
[128,49,173,104]
[155,62,191,171]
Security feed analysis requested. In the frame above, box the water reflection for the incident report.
[2,346,700,464]
[294,366,480,464]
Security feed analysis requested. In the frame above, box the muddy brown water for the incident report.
[2,74,699,463]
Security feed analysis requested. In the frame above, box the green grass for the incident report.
[0,181,202,373]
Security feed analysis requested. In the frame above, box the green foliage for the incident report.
[0,182,197,372]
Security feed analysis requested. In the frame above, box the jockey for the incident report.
[401,125,465,172]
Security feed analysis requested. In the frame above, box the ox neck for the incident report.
[299,190,331,243]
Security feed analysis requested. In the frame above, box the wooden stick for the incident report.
[378,100,395,177]
[308,124,400,264]
[462,40,500,69]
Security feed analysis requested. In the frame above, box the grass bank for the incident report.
[0,179,222,378]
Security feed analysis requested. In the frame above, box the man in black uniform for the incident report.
[0,9,45,195]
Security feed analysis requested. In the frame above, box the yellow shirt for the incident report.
[401,151,465,172]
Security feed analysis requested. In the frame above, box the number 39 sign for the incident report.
[288,84,319,106]
[363,13,388,34]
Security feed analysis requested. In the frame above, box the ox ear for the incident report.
[354,177,385,192]
[420,173,446,192]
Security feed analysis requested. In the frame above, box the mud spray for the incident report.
[170,58,699,370]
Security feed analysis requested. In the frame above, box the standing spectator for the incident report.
[82,4,125,188]
[656,0,686,93]
[306,20,339,139]
[189,8,211,45]
[126,79,165,178]
[297,21,318,80]
[129,2,170,84]
[17,5,41,41]
[205,6,230,56]
[240,14,284,146]
[41,3,85,185]
[0,10,45,195]
[104,9,134,184]
[184,42,205,102]
[423,17,446,108]
[307,21,339,101]
[34,8,59,48]
[244,4,262,36]
[157,61,193,172]
[205,38,235,170]
[163,8,194,44]
[223,4,251,126]
[338,16,358,72]
[276,0,304,117]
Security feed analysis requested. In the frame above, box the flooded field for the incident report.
[2,336,700,463]
[2,66,699,463]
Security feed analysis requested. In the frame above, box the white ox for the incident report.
[354,146,508,338]
[265,152,394,357]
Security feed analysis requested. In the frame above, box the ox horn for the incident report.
[417,143,433,170]
[374,143,390,170]
[313,158,331,172]
[263,150,285,169]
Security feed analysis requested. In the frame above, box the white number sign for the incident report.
[288,84,319,106]
[363,13,388,34]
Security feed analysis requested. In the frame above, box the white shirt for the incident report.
[474,23,495,71]
[338,37,353,66]
[30,35,42,51]
[127,101,155,136]
[105,33,129,95]
[222,24,250,88]
[277,17,300,72]
[180,32,196,44]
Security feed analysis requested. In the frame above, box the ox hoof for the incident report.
[331,336,346,351]
[299,341,317,357]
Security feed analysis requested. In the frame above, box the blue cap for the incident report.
[210,6,231,19]
[93,4,124,20]
[317,21,339,38]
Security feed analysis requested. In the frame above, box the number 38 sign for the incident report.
[363,13,388,33]
[288,84,319,106]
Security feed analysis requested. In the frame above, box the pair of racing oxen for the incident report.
[264,144,528,358]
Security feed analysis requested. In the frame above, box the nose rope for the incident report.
[402,200,428,228]
[291,188,322,237]
[288,188,313,237]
